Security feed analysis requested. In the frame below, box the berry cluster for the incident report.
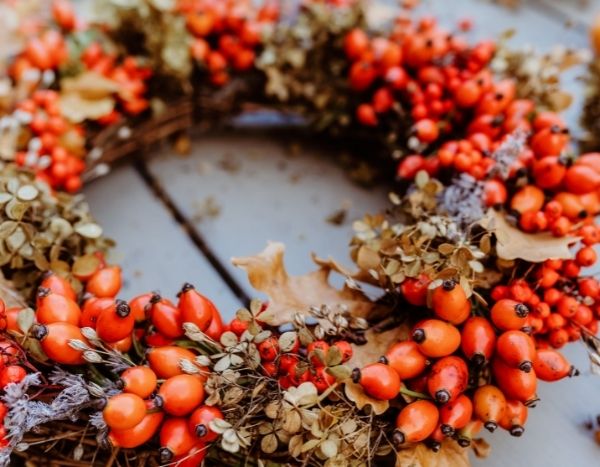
[11,0,74,80]
[491,264,600,348]
[104,368,220,466]
[344,18,600,241]
[14,90,86,193]
[0,298,31,448]
[353,279,578,451]
[178,0,279,86]
[19,266,223,464]
[344,18,495,144]
[80,44,154,121]
[252,332,353,393]
[17,257,363,463]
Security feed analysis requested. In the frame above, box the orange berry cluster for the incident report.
[80,44,154,122]
[21,261,357,462]
[353,279,578,451]
[104,369,220,466]
[6,0,281,191]
[11,0,75,79]
[344,17,495,142]
[492,263,600,349]
[0,298,31,448]
[20,265,225,464]
[344,17,600,239]
[14,90,86,192]
[178,0,279,86]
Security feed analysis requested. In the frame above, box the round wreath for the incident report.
[0,1,598,466]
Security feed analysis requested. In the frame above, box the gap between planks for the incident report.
[132,156,252,306]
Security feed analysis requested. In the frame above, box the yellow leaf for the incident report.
[60,71,120,100]
[480,210,577,263]
[59,71,119,123]
[395,440,470,467]
[232,242,376,326]
[59,93,115,124]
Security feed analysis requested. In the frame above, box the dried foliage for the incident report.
[492,33,589,112]
[232,242,379,326]
[257,1,364,130]
[0,164,112,297]
[480,209,577,263]
[95,0,194,87]
[581,59,600,151]
[350,172,491,296]
[59,71,119,123]
[229,245,470,466]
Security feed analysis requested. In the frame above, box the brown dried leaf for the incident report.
[395,440,469,467]
[232,243,377,326]
[480,210,577,262]
[312,253,376,285]
[547,91,572,112]
[344,381,388,415]
[347,326,408,369]
[343,325,408,415]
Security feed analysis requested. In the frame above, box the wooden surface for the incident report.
[82,1,600,465]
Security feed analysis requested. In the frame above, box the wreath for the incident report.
[0,1,598,466]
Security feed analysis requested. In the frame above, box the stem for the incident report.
[400,387,431,400]
[86,363,109,386]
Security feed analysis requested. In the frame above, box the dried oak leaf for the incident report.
[231,242,376,326]
[347,326,408,369]
[395,440,469,467]
[312,253,375,285]
[59,71,119,123]
[480,209,577,262]
[344,382,389,415]
[344,326,408,416]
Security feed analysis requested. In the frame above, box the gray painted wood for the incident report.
[146,131,389,300]
[531,0,600,28]
[83,164,240,313]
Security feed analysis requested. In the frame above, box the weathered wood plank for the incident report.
[146,130,388,298]
[529,0,600,29]
[83,163,241,313]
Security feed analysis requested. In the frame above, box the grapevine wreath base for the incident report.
[0,0,599,466]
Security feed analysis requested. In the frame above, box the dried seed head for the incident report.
[68,339,90,351]
[83,351,102,363]
[80,327,98,341]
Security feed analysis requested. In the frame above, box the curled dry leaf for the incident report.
[344,381,389,416]
[312,253,375,285]
[395,440,469,467]
[232,242,377,326]
[480,210,577,262]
